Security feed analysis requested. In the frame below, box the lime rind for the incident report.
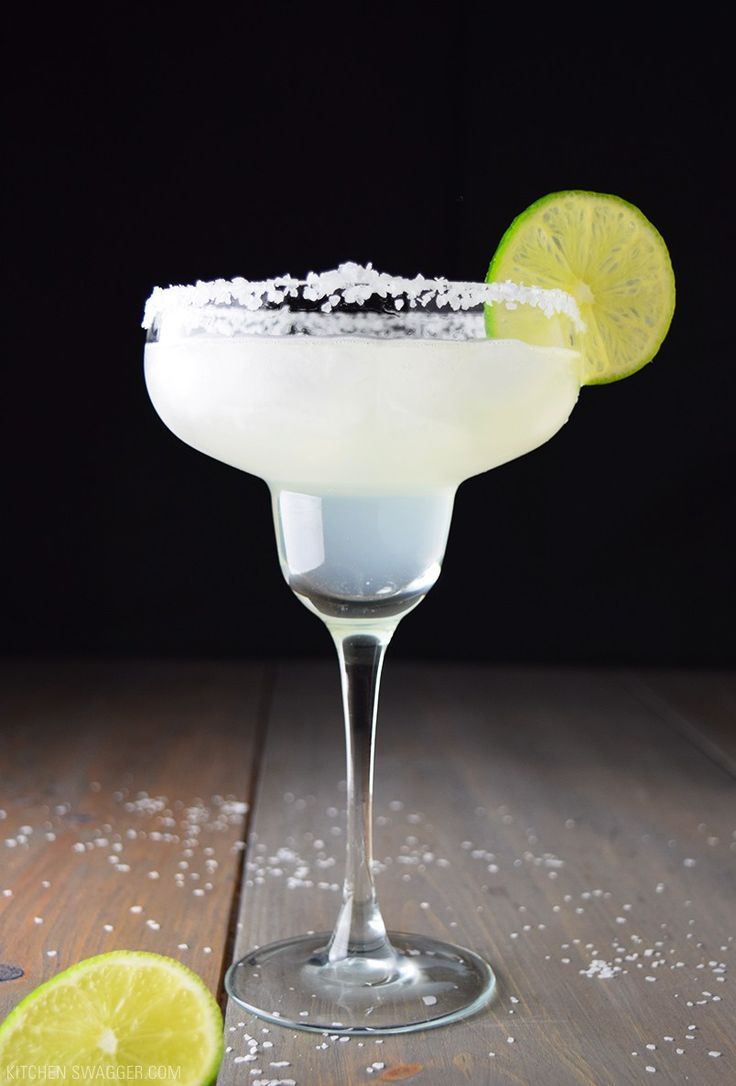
[485,190,675,385]
[0,951,224,1086]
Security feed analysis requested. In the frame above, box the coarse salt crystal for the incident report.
[142,266,585,338]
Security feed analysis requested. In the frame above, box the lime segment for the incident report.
[0,951,223,1085]
[486,190,675,384]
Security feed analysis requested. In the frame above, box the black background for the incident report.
[4,5,734,665]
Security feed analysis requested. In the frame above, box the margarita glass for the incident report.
[143,264,583,1034]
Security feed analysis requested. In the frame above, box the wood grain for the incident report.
[221,662,735,1086]
[628,668,736,775]
[0,659,267,1019]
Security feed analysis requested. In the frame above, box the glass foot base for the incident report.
[225,931,496,1035]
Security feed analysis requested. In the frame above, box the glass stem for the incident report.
[327,628,393,962]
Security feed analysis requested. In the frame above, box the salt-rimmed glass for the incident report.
[143,264,583,1034]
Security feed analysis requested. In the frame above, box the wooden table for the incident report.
[1,660,734,1084]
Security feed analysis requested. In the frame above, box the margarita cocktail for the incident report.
[143,264,583,1033]
[142,191,674,1036]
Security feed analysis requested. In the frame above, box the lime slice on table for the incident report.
[0,951,223,1084]
[486,190,675,384]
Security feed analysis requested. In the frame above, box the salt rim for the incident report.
[142,261,584,332]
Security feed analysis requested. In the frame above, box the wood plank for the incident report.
[0,659,267,1022]
[221,662,735,1086]
[627,669,736,777]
